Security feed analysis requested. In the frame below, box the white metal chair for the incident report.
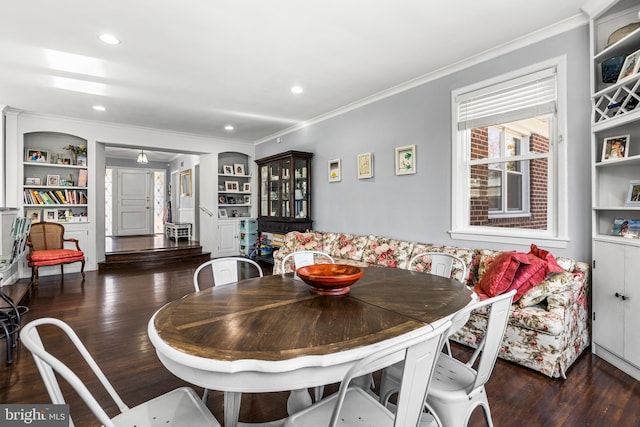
[281,250,335,275]
[380,290,516,427]
[20,317,221,427]
[284,320,451,427]
[193,257,263,291]
[408,252,468,284]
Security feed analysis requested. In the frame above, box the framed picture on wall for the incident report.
[328,159,341,182]
[395,145,416,175]
[357,152,374,179]
[180,169,192,196]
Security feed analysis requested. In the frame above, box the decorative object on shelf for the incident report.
[76,156,87,167]
[180,169,192,196]
[26,148,48,163]
[231,209,238,217]
[611,218,640,238]
[243,195,251,204]
[357,152,374,179]
[136,150,148,164]
[43,209,57,222]
[617,48,640,83]
[328,158,341,182]
[26,209,41,223]
[234,164,245,175]
[242,182,251,192]
[602,55,627,83]
[296,264,364,296]
[25,177,41,185]
[225,181,239,192]
[602,135,629,161]
[78,169,88,187]
[395,144,416,175]
[625,180,640,206]
[223,165,234,175]
[218,209,227,218]
[64,144,86,165]
[57,210,67,222]
[218,195,227,204]
[607,22,640,47]
[47,175,59,186]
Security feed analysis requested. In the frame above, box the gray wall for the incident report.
[255,25,591,262]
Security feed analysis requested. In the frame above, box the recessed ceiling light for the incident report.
[291,85,303,94]
[93,105,106,112]
[98,34,121,45]
[225,125,234,131]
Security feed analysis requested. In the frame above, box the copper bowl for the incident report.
[296,264,364,295]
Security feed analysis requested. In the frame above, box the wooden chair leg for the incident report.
[80,259,86,280]
[32,266,39,286]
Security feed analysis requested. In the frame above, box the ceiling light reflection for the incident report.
[51,76,107,96]
[44,49,106,77]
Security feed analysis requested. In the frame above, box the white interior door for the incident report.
[116,169,153,235]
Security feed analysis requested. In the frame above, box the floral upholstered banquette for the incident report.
[273,230,590,378]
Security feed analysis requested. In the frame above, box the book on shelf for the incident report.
[78,169,87,187]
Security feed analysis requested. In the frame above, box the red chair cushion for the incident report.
[28,249,84,266]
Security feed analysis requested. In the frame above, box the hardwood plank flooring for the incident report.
[1,263,639,426]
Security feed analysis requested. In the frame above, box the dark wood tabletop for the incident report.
[153,267,473,363]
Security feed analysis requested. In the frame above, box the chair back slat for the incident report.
[193,257,264,291]
[28,222,65,250]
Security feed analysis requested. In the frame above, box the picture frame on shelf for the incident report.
[357,152,374,179]
[57,210,68,222]
[47,175,60,186]
[625,180,640,206]
[601,135,629,161]
[26,209,41,223]
[25,177,41,185]
[234,164,245,176]
[223,165,234,175]
[611,218,640,238]
[180,169,192,196]
[225,181,239,192]
[617,48,640,83]
[395,145,416,175]
[328,158,341,182]
[26,148,49,163]
[218,195,227,204]
[76,156,87,167]
[43,209,57,222]
[61,158,71,165]
[243,182,251,192]
[243,195,251,204]
[218,209,228,218]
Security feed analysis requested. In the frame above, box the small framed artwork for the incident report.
[611,218,640,238]
[328,159,341,182]
[242,182,251,192]
[243,195,251,204]
[180,169,192,196]
[26,209,41,223]
[357,152,374,179]
[626,180,640,206]
[395,145,416,175]
[601,135,630,161]
[57,210,68,222]
[43,209,58,222]
[47,175,60,186]
[218,195,227,204]
[617,49,640,83]
[76,156,87,167]
[223,165,234,175]
[61,158,71,165]
[25,177,42,185]
[225,181,239,192]
[26,148,49,163]
[234,164,246,176]
[218,209,228,218]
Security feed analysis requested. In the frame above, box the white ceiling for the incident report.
[1,1,589,148]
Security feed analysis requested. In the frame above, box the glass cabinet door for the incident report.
[260,165,268,216]
[281,158,291,218]
[294,158,309,218]
[269,162,280,217]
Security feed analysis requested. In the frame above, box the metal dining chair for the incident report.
[20,317,221,427]
[281,250,335,276]
[284,320,451,427]
[193,257,263,291]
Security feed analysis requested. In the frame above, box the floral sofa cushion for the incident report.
[361,236,414,269]
[327,233,370,261]
[409,244,477,285]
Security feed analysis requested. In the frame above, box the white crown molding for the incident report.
[581,0,618,17]
[254,12,589,146]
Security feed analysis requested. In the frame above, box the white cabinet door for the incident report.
[625,245,640,367]
[217,220,238,257]
[593,241,625,358]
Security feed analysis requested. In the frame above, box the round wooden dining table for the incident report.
[148,266,472,427]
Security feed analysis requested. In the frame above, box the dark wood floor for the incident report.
[2,239,640,426]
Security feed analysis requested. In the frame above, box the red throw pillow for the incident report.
[478,251,530,297]
[506,253,548,302]
[529,244,564,274]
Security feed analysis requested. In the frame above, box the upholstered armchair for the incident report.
[27,222,85,286]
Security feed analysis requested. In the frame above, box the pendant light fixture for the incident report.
[136,150,149,164]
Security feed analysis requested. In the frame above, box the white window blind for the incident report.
[457,68,556,131]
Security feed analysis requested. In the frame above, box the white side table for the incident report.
[164,223,192,242]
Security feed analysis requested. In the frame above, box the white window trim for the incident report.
[450,56,569,249]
